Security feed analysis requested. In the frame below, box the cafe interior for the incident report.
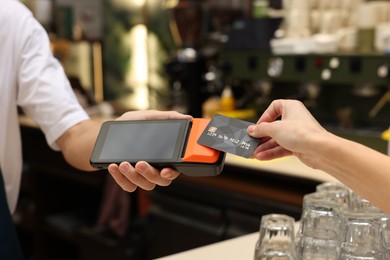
[15,0,390,259]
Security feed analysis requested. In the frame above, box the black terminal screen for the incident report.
[91,120,190,165]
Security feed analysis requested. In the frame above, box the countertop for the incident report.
[157,222,302,260]
[157,232,259,260]
[225,153,338,183]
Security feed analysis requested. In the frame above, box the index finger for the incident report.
[256,100,284,124]
[141,110,193,120]
[117,110,192,121]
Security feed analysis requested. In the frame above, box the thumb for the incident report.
[248,122,276,139]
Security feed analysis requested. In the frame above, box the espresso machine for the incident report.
[165,0,208,117]
[165,0,248,117]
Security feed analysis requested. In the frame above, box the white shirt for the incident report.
[0,0,89,213]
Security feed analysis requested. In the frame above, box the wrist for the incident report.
[309,130,341,170]
[298,130,335,170]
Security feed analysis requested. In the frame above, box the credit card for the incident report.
[197,114,262,158]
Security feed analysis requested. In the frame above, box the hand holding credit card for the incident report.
[197,114,262,158]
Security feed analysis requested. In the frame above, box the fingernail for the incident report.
[161,171,172,179]
[119,163,130,173]
[108,164,118,174]
[248,125,255,134]
[137,163,147,173]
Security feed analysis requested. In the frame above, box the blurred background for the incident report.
[16,0,390,259]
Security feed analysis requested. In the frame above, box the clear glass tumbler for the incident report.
[298,235,338,260]
[380,214,390,255]
[296,192,341,260]
[254,214,296,260]
[337,208,386,260]
[348,193,379,212]
[316,182,350,207]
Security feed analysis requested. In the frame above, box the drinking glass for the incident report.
[298,236,338,260]
[348,193,379,212]
[299,192,341,239]
[316,182,350,207]
[316,181,347,192]
[254,214,296,260]
[337,208,386,260]
[296,192,340,260]
[380,214,390,254]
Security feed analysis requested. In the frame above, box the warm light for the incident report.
[124,24,149,109]
[133,0,145,7]
[110,0,145,10]
[163,0,179,9]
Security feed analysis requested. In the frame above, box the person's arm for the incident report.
[56,110,192,192]
[314,132,390,214]
[248,99,390,214]
[56,119,100,172]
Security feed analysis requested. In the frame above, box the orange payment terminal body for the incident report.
[90,118,226,176]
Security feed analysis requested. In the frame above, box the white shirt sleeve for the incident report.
[15,9,89,151]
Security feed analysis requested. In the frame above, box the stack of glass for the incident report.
[253,182,390,260]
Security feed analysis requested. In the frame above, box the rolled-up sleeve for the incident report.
[16,13,89,150]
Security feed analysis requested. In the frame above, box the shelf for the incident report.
[220,50,390,84]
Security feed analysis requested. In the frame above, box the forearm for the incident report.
[314,132,390,214]
[56,120,102,171]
